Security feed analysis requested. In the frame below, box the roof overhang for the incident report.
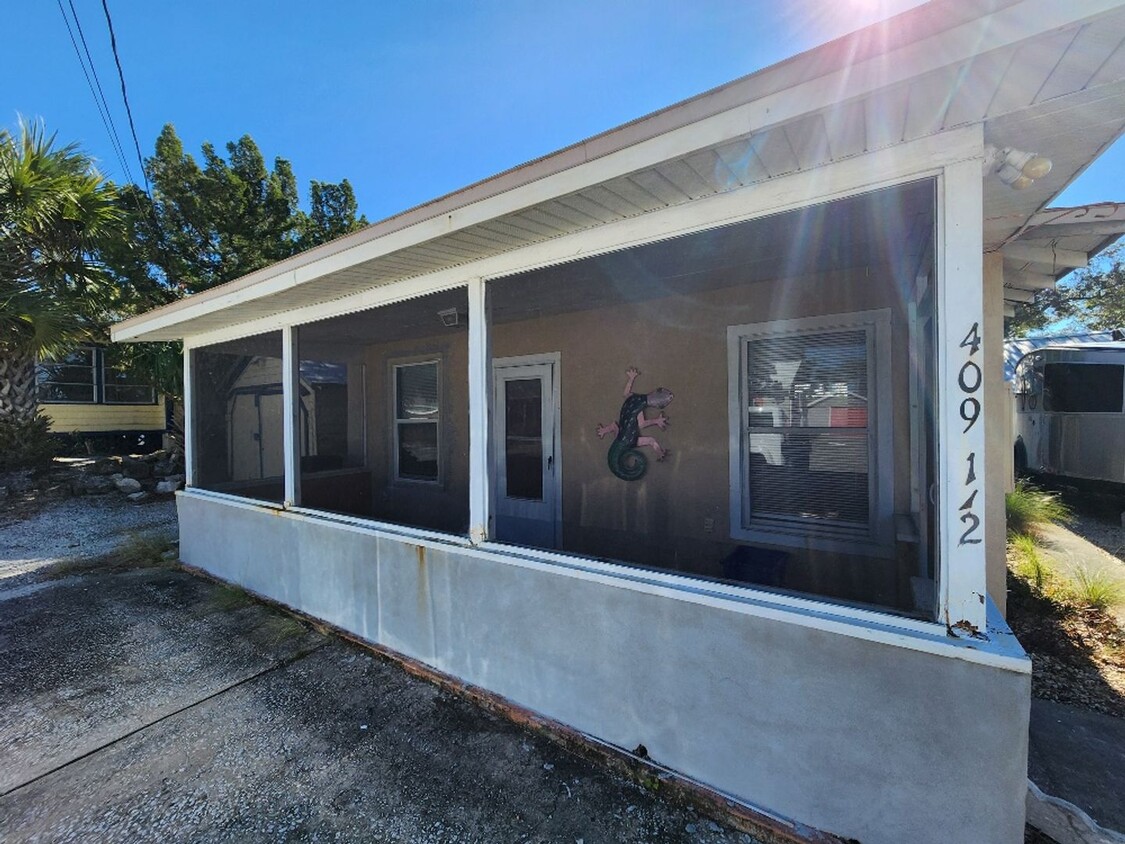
[999,203,1125,312]
[113,0,1125,343]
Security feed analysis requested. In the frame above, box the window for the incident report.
[103,361,157,405]
[730,311,892,553]
[38,348,97,403]
[38,347,157,405]
[394,360,440,482]
[1043,363,1124,413]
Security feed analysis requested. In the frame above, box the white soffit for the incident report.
[114,0,1125,343]
[999,203,1125,305]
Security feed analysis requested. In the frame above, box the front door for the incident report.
[493,355,560,548]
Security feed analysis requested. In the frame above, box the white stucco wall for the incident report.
[177,491,1030,844]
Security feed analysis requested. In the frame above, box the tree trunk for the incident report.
[0,348,40,424]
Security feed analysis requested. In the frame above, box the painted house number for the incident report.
[957,322,982,546]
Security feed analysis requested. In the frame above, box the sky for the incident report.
[2,0,1123,225]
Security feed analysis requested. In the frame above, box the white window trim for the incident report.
[392,357,443,485]
[728,309,894,557]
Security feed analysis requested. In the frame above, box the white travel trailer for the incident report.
[1013,343,1125,486]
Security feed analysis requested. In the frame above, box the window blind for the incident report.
[745,329,871,530]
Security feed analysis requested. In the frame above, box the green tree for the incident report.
[103,126,367,404]
[1007,244,1125,337]
[0,120,121,466]
[121,124,366,298]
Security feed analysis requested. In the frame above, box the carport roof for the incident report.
[113,0,1125,343]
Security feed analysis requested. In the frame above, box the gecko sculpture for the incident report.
[596,367,673,481]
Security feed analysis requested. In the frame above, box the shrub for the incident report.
[0,416,58,472]
[1009,533,1049,590]
[1006,480,1070,537]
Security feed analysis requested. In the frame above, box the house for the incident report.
[112,2,1125,842]
[37,346,166,452]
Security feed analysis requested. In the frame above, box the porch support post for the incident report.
[182,344,195,488]
[467,277,490,544]
[282,325,300,508]
[938,157,989,634]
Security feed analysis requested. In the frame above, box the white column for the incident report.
[937,157,989,635]
[467,277,490,544]
[182,343,194,488]
[282,325,300,508]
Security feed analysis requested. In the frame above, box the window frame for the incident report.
[38,347,159,406]
[37,347,99,404]
[728,309,894,557]
[391,357,443,485]
[101,357,159,406]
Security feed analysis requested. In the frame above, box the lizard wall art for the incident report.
[596,367,673,481]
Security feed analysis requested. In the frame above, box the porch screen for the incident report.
[191,331,285,503]
[743,327,872,536]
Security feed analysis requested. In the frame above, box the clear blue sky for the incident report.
[2,0,1121,223]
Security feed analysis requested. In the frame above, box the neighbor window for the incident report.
[394,360,440,482]
[38,348,97,403]
[103,361,157,405]
[1043,363,1125,413]
[730,310,892,553]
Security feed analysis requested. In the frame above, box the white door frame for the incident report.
[492,353,562,548]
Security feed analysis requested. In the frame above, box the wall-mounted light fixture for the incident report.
[983,145,1053,190]
[437,307,460,328]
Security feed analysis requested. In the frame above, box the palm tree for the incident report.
[0,120,121,461]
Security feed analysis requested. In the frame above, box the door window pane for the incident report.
[505,378,543,500]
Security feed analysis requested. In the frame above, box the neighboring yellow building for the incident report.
[38,346,166,450]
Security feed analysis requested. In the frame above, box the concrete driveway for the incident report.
[0,526,757,843]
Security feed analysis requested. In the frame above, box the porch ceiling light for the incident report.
[983,145,1053,190]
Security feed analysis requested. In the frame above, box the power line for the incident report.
[66,0,134,183]
[99,0,153,204]
[54,0,134,183]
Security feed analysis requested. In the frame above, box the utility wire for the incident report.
[66,0,134,183]
[98,0,181,292]
[55,0,134,184]
[99,0,153,203]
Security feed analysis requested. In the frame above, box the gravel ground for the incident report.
[0,557,760,844]
[0,496,177,587]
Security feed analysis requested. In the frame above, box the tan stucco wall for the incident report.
[41,395,165,434]
[983,252,1009,615]
[490,263,930,611]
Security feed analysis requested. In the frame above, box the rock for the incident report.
[72,475,117,496]
[142,450,166,463]
[127,491,149,503]
[111,473,124,482]
[0,486,8,499]
[88,457,120,476]
[121,456,152,479]
[155,478,183,494]
[152,459,175,477]
[115,477,142,494]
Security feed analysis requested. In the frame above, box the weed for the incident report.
[1009,533,1049,590]
[254,614,306,645]
[113,532,177,568]
[1072,567,1125,612]
[44,531,177,579]
[1006,480,1071,537]
[208,584,253,612]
